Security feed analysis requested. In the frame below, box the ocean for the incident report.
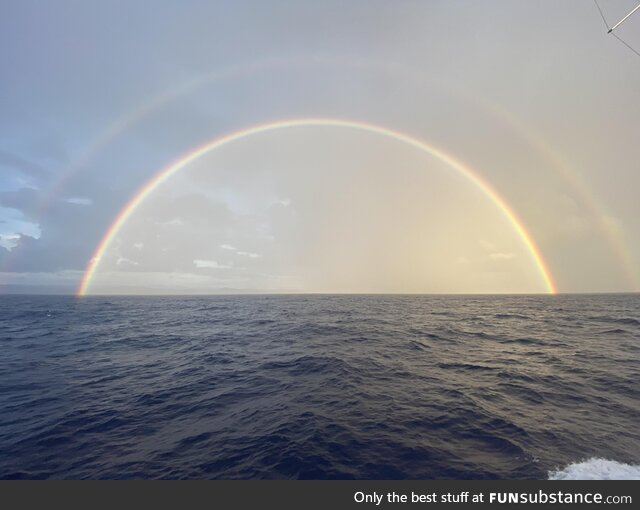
[1,294,638,479]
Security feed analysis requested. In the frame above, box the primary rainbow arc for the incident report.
[77,118,557,296]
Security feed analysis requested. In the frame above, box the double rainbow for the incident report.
[77,118,557,296]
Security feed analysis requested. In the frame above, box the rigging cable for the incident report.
[594,0,640,57]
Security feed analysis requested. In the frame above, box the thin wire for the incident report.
[612,32,640,58]
[609,3,640,32]
[594,0,640,59]
[593,0,610,30]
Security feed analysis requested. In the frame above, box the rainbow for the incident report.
[77,118,557,296]
[19,54,632,288]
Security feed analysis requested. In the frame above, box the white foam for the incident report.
[549,458,640,480]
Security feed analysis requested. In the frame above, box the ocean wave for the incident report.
[494,313,531,320]
[500,337,547,346]
[2,294,638,479]
[589,316,640,327]
[549,458,640,480]
[437,362,497,371]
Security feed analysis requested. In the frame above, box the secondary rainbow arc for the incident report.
[77,118,557,296]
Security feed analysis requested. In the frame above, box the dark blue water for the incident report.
[1,294,638,479]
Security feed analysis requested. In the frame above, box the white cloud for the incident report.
[219,243,261,258]
[237,251,262,258]
[0,233,21,249]
[193,259,232,269]
[159,217,183,226]
[65,197,93,206]
[116,255,139,266]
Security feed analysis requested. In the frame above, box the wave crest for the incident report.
[549,458,640,480]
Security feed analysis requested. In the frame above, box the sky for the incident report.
[1,0,639,295]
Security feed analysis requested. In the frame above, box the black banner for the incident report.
[1,480,638,509]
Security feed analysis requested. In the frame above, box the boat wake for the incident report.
[549,458,640,480]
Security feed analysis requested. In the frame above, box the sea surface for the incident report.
[1,294,639,479]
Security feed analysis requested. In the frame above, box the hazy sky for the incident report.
[1,0,639,294]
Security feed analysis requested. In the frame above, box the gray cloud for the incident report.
[0,151,49,182]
